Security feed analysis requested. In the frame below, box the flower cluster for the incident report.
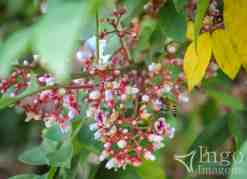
[0,7,189,169]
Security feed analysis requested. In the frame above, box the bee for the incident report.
[163,97,177,117]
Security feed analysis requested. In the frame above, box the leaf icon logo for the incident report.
[174,150,197,173]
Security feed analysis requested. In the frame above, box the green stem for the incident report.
[70,155,81,179]
[48,166,57,179]
[71,118,85,140]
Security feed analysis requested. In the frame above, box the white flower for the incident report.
[117,140,127,149]
[153,99,163,110]
[60,124,71,133]
[68,110,76,119]
[101,54,111,64]
[44,119,54,128]
[76,50,92,62]
[121,94,127,101]
[179,93,189,103]
[126,86,139,95]
[85,36,97,52]
[99,150,109,161]
[122,129,128,134]
[162,84,172,93]
[89,90,101,100]
[94,130,101,140]
[104,142,111,149]
[168,127,175,139]
[25,112,41,121]
[140,110,151,119]
[89,123,98,131]
[38,76,55,86]
[166,44,177,54]
[84,36,111,64]
[148,63,157,72]
[148,63,161,72]
[109,125,117,135]
[105,90,113,101]
[142,95,150,102]
[131,87,140,94]
[153,142,165,150]
[148,134,163,143]
[40,2,47,14]
[113,81,119,89]
[144,151,156,161]
[105,159,117,169]
[23,60,29,66]
[86,109,93,118]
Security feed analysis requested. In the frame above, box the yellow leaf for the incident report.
[183,33,212,91]
[244,64,247,71]
[186,21,194,41]
[211,29,241,79]
[224,0,247,65]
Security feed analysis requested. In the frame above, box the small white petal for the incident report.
[89,90,101,100]
[142,95,150,102]
[89,123,98,131]
[144,151,156,161]
[94,131,101,140]
[105,90,113,101]
[85,36,97,52]
[117,140,127,149]
[105,159,117,169]
[131,87,139,94]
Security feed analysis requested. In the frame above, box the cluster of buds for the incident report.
[187,0,223,32]
[0,8,189,169]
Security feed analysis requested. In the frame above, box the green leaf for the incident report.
[33,2,91,82]
[173,0,187,12]
[78,122,102,154]
[42,124,67,142]
[135,16,157,52]
[121,0,148,24]
[18,146,49,166]
[9,174,46,179]
[0,28,32,78]
[159,1,187,42]
[207,90,244,111]
[47,142,73,168]
[229,140,247,179]
[228,112,247,150]
[40,138,58,154]
[194,0,210,44]
[47,0,64,11]
[199,98,219,126]
[7,0,27,15]
[136,160,166,179]
[104,34,121,55]
[0,96,18,109]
